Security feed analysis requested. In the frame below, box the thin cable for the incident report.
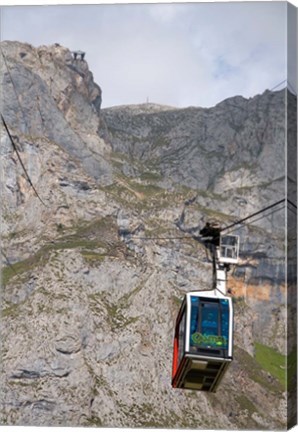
[287,205,297,216]
[268,79,296,95]
[221,204,285,236]
[287,81,297,96]
[1,114,47,207]
[1,46,44,169]
[220,199,285,233]
[127,235,196,241]
[270,79,287,92]
[129,200,287,242]
[0,47,30,133]
[287,199,297,210]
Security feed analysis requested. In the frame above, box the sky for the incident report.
[0,1,297,108]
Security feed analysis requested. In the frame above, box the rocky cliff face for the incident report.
[0,41,295,428]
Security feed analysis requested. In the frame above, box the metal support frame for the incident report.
[211,243,229,296]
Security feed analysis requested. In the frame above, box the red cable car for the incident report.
[172,290,233,392]
[172,233,239,392]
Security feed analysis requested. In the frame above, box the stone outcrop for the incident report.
[1,41,111,182]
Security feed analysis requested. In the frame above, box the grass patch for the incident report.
[81,251,107,265]
[70,215,117,240]
[104,174,226,214]
[236,394,259,415]
[1,303,20,318]
[196,204,234,222]
[89,293,135,330]
[140,171,162,182]
[104,301,140,331]
[84,416,103,427]
[2,216,119,286]
[151,136,170,150]
[89,280,144,331]
[2,240,96,286]
[234,345,283,393]
[127,180,163,196]
[51,239,103,250]
[255,342,286,388]
[117,280,144,306]
[2,250,49,286]
[232,296,246,305]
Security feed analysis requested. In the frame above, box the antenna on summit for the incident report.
[71,50,86,61]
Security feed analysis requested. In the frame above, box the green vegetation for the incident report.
[1,285,53,320]
[2,240,92,286]
[102,170,230,226]
[151,136,170,150]
[88,278,147,331]
[104,302,140,330]
[117,280,145,306]
[233,176,284,197]
[80,251,107,265]
[234,345,283,393]
[104,176,167,211]
[2,302,20,319]
[128,181,163,195]
[236,395,259,415]
[88,291,140,331]
[232,296,246,305]
[1,247,53,286]
[140,171,162,182]
[197,204,234,222]
[84,416,103,427]
[2,216,119,286]
[255,342,286,388]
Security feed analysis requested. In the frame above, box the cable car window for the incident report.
[190,297,229,351]
[201,303,219,336]
[220,299,229,349]
[220,235,239,261]
[190,296,199,340]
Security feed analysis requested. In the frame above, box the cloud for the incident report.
[1,2,290,108]
[148,3,185,24]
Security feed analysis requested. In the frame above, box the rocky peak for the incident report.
[1,40,109,182]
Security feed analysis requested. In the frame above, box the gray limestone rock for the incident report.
[0,41,294,429]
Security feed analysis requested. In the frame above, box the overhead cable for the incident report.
[125,235,195,241]
[1,114,47,207]
[287,205,297,216]
[129,198,287,242]
[220,198,285,233]
[287,199,297,210]
[0,47,30,133]
[221,203,286,236]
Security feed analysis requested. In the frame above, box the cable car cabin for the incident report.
[172,290,233,392]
